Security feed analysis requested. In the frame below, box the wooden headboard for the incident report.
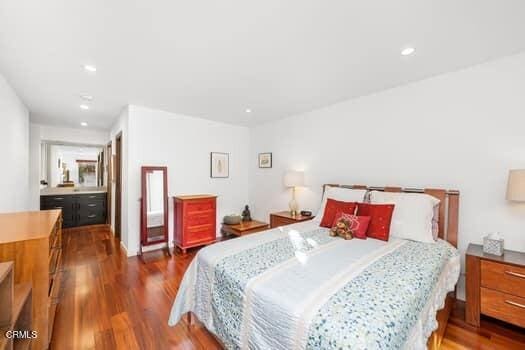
[322,184,460,248]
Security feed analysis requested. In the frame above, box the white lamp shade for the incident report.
[284,170,305,187]
[506,169,525,201]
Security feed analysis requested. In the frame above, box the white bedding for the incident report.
[169,221,460,349]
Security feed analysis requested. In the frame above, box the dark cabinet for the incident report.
[40,192,107,228]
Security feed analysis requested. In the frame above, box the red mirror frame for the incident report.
[140,166,169,255]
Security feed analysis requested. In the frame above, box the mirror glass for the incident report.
[40,141,105,190]
[146,170,165,242]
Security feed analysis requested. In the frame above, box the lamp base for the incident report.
[289,198,298,217]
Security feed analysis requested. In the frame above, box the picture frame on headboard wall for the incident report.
[210,152,229,178]
[259,152,272,168]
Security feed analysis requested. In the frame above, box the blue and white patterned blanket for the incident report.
[169,221,459,350]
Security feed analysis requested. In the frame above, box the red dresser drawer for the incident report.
[186,200,216,213]
[186,213,215,227]
[185,224,215,245]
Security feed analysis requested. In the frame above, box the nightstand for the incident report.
[221,220,269,237]
[466,243,525,328]
[269,211,314,228]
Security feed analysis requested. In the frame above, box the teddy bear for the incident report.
[329,217,353,240]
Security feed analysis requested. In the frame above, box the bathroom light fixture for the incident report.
[401,47,415,56]
[80,122,88,127]
[83,64,97,72]
[245,108,252,113]
[80,104,89,110]
[80,94,93,101]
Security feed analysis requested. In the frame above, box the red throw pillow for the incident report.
[320,199,357,228]
[356,203,395,241]
[330,212,371,239]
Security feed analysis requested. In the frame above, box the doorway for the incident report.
[106,141,112,226]
[114,133,122,241]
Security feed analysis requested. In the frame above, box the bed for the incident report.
[169,185,461,349]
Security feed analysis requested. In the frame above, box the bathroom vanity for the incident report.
[40,187,107,228]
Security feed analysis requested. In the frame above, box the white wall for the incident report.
[118,105,250,256]
[249,52,525,283]
[0,74,30,212]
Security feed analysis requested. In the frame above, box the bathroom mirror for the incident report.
[40,141,105,189]
[140,166,169,255]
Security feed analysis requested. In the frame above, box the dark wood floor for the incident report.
[51,225,525,349]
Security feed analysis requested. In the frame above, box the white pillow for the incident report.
[369,191,440,243]
[314,187,367,222]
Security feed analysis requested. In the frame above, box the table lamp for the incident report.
[284,170,305,217]
[506,169,525,202]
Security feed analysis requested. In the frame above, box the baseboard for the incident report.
[120,240,130,256]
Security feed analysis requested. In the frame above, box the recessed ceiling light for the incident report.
[401,47,415,56]
[80,94,93,101]
[245,108,252,113]
[83,64,97,72]
[80,122,88,127]
[80,104,89,110]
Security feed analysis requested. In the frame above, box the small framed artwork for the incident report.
[258,152,272,168]
[210,152,229,178]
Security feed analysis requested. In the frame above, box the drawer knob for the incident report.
[504,270,525,279]
[88,214,97,218]
[88,204,97,207]
[505,300,525,309]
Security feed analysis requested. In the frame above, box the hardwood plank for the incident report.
[51,225,525,349]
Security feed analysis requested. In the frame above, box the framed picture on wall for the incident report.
[258,152,272,168]
[210,152,229,178]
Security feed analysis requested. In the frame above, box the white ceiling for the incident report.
[1,0,525,130]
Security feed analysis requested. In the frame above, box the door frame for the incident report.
[114,132,123,241]
[106,141,112,226]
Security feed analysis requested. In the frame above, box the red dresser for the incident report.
[174,194,217,253]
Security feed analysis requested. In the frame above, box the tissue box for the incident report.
[483,235,504,256]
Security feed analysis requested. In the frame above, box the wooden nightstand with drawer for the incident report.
[466,243,525,328]
[269,211,314,228]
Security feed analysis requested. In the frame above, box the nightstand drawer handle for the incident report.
[505,270,525,279]
[505,300,525,309]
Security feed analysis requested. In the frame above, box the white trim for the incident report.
[119,240,132,257]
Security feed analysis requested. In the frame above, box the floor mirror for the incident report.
[140,166,170,257]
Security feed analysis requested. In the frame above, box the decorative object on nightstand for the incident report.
[223,214,241,225]
[241,205,252,221]
[483,233,504,256]
[466,243,525,328]
[283,170,305,217]
[221,220,269,237]
[270,210,314,228]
